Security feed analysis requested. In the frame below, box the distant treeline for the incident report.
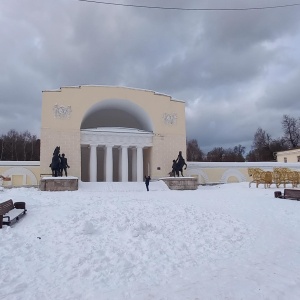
[0,129,40,161]
[187,114,300,162]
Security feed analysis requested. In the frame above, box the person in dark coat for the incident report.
[60,153,70,177]
[175,151,184,164]
[145,175,151,191]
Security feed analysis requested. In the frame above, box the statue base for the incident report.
[159,177,198,190]
[40,176,78,191]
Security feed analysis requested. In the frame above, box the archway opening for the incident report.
[80,99,153,182]
[80,98,153,132]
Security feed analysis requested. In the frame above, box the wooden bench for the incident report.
[0,199,27,228]
[274,189,300,201]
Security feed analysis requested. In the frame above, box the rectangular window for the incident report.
[297,156,300,162]
[284,157,287,163]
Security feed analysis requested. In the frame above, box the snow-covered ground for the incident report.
[1,181,300,300]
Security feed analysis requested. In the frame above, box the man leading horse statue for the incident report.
[171,151,187,177]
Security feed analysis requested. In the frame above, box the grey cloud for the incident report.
[1,0,300,153]
[259,70,300,111]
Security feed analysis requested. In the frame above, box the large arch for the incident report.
[80,99,154,182]
[80,98,154,131]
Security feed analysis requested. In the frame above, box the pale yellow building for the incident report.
[40,86,186,182]
[276,149,300,163]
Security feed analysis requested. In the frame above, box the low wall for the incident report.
[1,161,300,187]
[185,162,300,185]
[160,177,198,190]
[0,161,40,187]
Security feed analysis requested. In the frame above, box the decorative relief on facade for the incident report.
[53,104,72,119]
[163,113,177,125]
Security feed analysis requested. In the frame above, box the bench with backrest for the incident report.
[274,189,300,201]
[0,199,27,228]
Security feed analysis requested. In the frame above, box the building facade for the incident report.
[40,86,186,182]
[276,149,300,163]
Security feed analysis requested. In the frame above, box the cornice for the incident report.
[80,131,153,147]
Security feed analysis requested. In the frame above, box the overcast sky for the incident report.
[1,0,300,153]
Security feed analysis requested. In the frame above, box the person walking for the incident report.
[145,175,151,191]
[60,153,70,177]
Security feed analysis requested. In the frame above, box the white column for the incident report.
[121,146,128,182]
[89,144,97,182]
[105,145,113,182]
[137,146,143,182]
[132,147,137,182]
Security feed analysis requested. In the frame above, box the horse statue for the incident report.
[50,146,61,177]
[175,156,187,177]
[170,151,187,177]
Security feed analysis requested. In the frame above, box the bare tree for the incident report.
[5,129,18,160]
[207,147,225,162]
[246,127,288,161]
[0,135,4,160]
[281,114,300,148]
[255,128,273,160]
[0,129,40,161]
[233,145,246,161]
[222,145,246,162]
[186,139,205,161]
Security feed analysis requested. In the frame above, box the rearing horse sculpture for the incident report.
[174,151,187,177]
[50,146,61,177]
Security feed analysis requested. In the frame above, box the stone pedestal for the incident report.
[40,176,78,191]
[159,177,198,190]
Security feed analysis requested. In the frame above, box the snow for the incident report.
[1,181,300,300]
